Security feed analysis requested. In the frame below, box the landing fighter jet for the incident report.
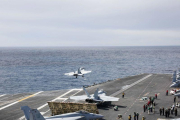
[21,106,103,120]
[65,67,91,78]
[70,87,119,104]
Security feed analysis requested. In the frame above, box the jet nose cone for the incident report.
[91,113,103,119]
[170,83,176,88]
[174,93,180,96]
[95,114,104,119]
[99,114,104,117]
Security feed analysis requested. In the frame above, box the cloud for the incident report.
[0,0,180,46]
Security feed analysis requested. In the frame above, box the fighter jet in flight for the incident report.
[64,67,91,78]
[21,106,103,120]
[70,87,119,104]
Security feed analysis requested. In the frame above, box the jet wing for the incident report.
[98,90,106,96]
[64,72,75,76]
[174,93,180,96]
[70,95,88,101]
[81,70,91,74]
[46,116,84,120]
[99,95,119,101]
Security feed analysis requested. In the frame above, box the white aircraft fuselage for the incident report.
[70,87,119,104]
[65,67,91,78]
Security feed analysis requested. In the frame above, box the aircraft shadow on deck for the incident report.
[97,103,127,110]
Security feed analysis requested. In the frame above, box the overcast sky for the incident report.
[0,0,180,47]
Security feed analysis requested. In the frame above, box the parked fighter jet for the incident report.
[64,67,91,78]
[21,106,103,120]
[70,87,119,104]
[177,68,180,80]
[170,70,180,88]
[169,70,180,96]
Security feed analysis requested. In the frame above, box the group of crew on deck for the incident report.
[117,90,179,120]
[158,90,179,117]
[159,106,178,117]
[143,95,157,115]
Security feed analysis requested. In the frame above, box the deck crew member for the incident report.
[152,105,155,113]
[167,108,170,117]
[133,112,136,120]
[171,107,174,115]
[174,96,176,103]
[155,93,157,99]
[122,92,125,98]
[136,112,139,120]
[165,109,167,117]
[148,107,150,114]
[128,115,131,120]
[175,108,177,116]
[162,107,164,115]
[143,104,145,112]
[159,108,162,115]
[168,108,171,116]
[142,116,145,120]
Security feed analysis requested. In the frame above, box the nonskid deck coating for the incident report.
[0,73,178,120]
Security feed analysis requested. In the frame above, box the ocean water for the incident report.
[0,46,180,94]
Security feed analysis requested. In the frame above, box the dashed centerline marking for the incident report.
[143,92,149,96]
[124,75,156,116]
[0,91,43,111]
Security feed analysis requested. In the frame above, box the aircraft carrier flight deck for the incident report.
[0,73,179,120]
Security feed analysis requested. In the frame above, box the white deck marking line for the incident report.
[0,91,43,111]
[18,115,26,120]
[71,89,82,91]
[37,89,74,110]
[62,89,83,102]
[41,89,84,116]
[38,89,82,110]
[111,74,152,97]
[42,109,50,116]
[0,94,6,98]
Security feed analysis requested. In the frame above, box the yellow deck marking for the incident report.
[18,91,43,102]
[18,95,35,102]
[0,91,43,111]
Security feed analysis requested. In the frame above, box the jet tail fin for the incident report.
[83,87,90,97]
[29,109,45,120]
[21,106,45,120]
[78,67,82,74]
[93,88,99,99]
[173,70,177,83]
[21,106,31,120]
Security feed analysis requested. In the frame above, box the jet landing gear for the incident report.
[75,75,78,78]
[85,99,94,103]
